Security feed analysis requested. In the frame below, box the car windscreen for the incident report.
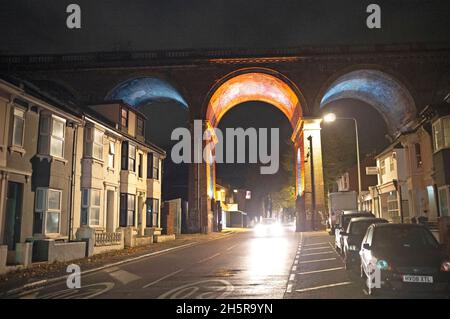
[349,221,379,235]
[342,214,371,229]
[373,227,439,249]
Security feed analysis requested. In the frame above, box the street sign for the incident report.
[366,166,378,175]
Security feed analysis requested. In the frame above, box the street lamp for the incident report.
[323,113,362,204]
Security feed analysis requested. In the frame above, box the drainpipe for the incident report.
[68,123,79,241]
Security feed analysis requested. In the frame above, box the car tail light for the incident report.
[441,261,450,272]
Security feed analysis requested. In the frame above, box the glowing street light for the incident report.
[323,113,362,206]
[323,113,337,123]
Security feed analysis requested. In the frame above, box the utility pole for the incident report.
[307,135,316,231]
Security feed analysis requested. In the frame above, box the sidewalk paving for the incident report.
[0,230,240,295]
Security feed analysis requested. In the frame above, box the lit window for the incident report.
[108,141,115,168]
[129,144,136,171]
[81,189,102,226]
[12,108,25,147]
[33,188,62,235]
[390,155,395,172]
[38,114,66,158]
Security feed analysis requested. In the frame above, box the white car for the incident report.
[254,218,283,237]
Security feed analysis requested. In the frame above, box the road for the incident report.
[8,225,448,299]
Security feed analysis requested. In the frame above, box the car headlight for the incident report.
[376,259,389,270]
[348,245,358,251]
[441,260,450,272]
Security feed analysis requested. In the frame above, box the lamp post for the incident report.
[323,113,362,205]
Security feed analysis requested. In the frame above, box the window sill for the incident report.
[8,145,26,157]
[82,157,104,166]
[36,154,68,165]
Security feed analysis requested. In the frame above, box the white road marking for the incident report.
[142,269,184,289]
[289,274,296,281]
[292,265,297,272]
[226,244,238,251]
[303,246,331,251]
[298,267,344,275]
[109,269,141,285]
[294,259,299,265]
[301,251,334,256]
[295,282,352,293]
[286,283,293,293]
[197,253,221,264]
[299,257,337,264]
[304,242,330,246]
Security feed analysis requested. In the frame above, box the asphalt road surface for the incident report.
[8,226,449,299]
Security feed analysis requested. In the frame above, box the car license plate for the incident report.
[402,275,433,284]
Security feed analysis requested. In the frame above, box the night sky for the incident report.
[1,1,449,54]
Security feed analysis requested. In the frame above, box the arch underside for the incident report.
[106,77,188,108]
[320,70,416,134]
[206,72,302,128]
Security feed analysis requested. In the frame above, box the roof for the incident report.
[371,223,427,229]
[349,217,387,223]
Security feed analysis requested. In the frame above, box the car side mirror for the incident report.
[363,243,371,250]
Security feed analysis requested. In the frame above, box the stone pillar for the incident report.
[303,118,326,230]
[187,119,214,233]
[15,242,32,266]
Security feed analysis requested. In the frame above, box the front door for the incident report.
[5,182,23,250]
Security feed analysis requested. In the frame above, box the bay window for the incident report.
[121,142,136,172]
[33,188,62,235]
[81,188,102,226]
[84,127,104,160]
[38,114,66,158]
[147,153,160,180]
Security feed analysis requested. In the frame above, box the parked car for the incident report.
[360,223,450,295]
[341,217,388,269]
[335,211,374,254]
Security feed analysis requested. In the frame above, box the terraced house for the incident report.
[0,79,166,274]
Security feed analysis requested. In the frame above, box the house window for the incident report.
[138,153,143,178]
[38,114,66,158]
[121,108,128,128]
[137,117,144,137]
[414,143,422,168]
[84,127,104,160]
[438,186,449,217]
[432,116,450,151]
[146,198,159,227]
[108,141,115,168]
[120,193,135,227]
[12,108,25,147]
[379,159,386,183]
[387,191,399,220]
[147,153,160,180]
[81,189,102,226]
[33,188,62,235]
[390,155,395,172]
[121,142,135,172]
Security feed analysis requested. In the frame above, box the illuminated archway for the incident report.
[106,77,188,108]
[204,70,307,205]
[320,69,416,134]
[206,71,303,129]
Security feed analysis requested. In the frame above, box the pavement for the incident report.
[1,226,448,299]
